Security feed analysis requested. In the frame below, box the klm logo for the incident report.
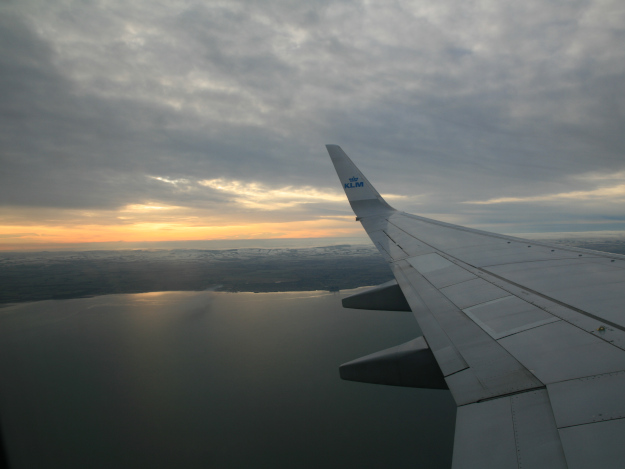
[344,176,364,189]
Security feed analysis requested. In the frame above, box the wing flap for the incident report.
[452,389,567,469]
[559,419,625,469]
[548,371,625,428]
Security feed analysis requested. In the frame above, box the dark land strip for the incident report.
[0,246,393,304]
[2,240,624,305]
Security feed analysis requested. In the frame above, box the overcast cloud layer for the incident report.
[1,0,624,246]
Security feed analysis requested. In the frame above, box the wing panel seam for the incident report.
[480,267,625,334]
[480,256,606,269]
[556,416,625,430]
[472,385,546,405]
[510,392,522,469]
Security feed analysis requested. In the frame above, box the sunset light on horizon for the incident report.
[1,1,624,250]
[0,216,364,250]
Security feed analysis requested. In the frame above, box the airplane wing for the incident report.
[326,144,625,469]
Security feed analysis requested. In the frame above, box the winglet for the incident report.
[326,145,395,217]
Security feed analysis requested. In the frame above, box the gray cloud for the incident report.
[1,0,624,233]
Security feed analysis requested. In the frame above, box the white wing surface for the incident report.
[326,144,625,469]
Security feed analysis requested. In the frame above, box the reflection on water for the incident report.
[0,290,455,469]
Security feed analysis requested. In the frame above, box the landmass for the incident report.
[0,245,393,304]
[2,238,624,305]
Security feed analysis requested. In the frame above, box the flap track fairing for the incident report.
[342,280,411,312]
[339,336,448,389]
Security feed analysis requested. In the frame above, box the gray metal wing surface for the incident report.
[326,144,625,469]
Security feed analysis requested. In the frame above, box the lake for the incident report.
[0,290,455,468]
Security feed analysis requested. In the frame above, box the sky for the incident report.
[1,0,624,249]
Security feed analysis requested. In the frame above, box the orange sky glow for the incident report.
[0,214,363,250]
[0,180,401,250]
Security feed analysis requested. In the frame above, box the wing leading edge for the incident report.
[326,144,625,469]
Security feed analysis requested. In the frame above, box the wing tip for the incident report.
[325,143,341,153]
[325,144,347,161]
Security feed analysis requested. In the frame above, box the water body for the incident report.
[0,290,455,468]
